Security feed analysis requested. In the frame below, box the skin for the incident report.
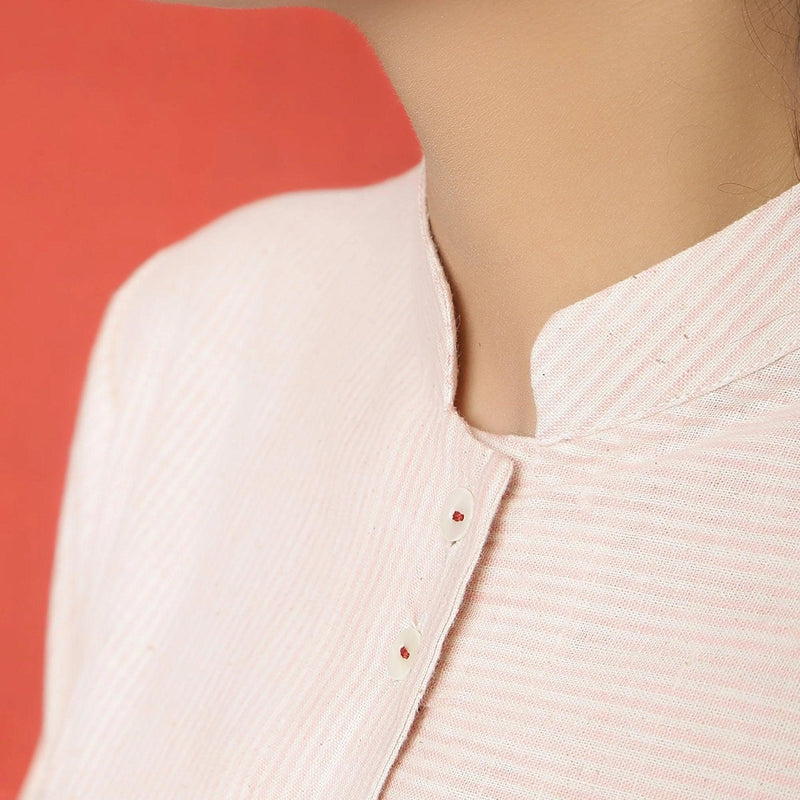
[150,0,800,437]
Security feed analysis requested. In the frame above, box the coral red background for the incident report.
[0,2,418,796]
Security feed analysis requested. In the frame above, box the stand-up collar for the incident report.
[410,155,800,445]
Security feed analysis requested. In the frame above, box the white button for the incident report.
[440,487,474,543]
[388,626,422,680]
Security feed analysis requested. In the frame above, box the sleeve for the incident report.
[16,281,131,800]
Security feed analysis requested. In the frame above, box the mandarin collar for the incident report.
[409,155,800,445]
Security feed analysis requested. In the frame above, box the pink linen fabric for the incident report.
[17,155,800,799]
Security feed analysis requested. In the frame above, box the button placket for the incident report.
[387,487,476,680]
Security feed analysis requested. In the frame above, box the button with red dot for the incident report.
[439,487,474,544]
[388,626,422,680]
